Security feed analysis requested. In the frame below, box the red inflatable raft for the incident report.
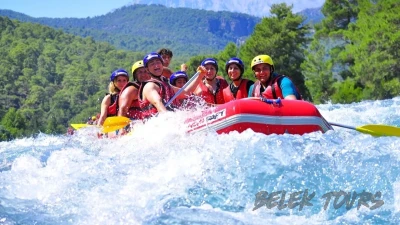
[185,98,333,135]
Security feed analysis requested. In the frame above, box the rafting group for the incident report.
[69,48,400,138]
[86,48,304,136]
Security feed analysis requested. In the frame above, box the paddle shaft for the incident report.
[329,122,356,130]
[329,121,400,137]
[165,71,200,108]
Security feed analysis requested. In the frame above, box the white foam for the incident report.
[0,97,399,224]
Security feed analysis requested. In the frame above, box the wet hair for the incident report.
[157,48,173,58]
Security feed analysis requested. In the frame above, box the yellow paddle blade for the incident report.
[71,124,94,130]
[356,124,400,137]
[102,116,131,133]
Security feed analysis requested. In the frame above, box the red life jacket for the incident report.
[139,77,177,118]
[223,79,251,102]
[197,76,228,104]
[252,74,302,100]
[107,93,119,116]
[127,99,142,119]
[119,82,142,120]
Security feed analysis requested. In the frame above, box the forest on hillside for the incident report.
[0,17,143,140]
[0,0,399,141]
[301,0,400,103]
[0,4,260,58]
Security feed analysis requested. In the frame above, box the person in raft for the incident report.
[193,58,228,105]
[248,55,302,100]
[86,116,97,125]
[118,60,151,120]
[169,70,191,107]
[97,69,129,126]
[169,70,188,88]
[139,52,207,117]
[222,57,254,102]
[157,48,174,79]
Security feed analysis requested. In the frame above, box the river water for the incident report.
[1,97,400,224]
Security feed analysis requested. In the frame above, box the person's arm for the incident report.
[284,94,297,100]
[118,86,138,118]
[98,95,111,126]
[247,84,255,97]
[246,80,254,97]
[192,84,202,96]
[142,82,168,113]
[181,63,188,72]
[280,77,299,100]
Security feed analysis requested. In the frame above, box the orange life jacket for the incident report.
[197,76,228,104]
[223,79,251,102]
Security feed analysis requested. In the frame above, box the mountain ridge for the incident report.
[127,0,324,18]
[0,5,260,57]
[0,4,323,57]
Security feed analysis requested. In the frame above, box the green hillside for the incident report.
[0,4,260,58]
[0,16,143,140]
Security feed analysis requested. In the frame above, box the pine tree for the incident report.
[239,3,312,100]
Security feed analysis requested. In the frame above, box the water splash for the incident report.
[1,98,400,224]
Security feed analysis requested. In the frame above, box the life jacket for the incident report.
[139,77,178,118]
[119,82,143,120]
[223,79,251,102]
[197,76,228,104]
[107,93,119,116]
[252,74,302,100]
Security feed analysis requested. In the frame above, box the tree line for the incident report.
[302,0,400,103]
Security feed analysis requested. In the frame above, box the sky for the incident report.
[1,0,132,18]
[1,0,324,18]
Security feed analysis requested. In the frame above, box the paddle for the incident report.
[165,71,200,108]
[70,117,130,133]
[102,116,131,133]
[329,122,400,137]
[70,123,94,130]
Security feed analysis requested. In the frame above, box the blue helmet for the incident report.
[110,69,129,82]
[201,58,218,73]
[169,71,188,85]
[225,57,244,75]
[143,52,163,67]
